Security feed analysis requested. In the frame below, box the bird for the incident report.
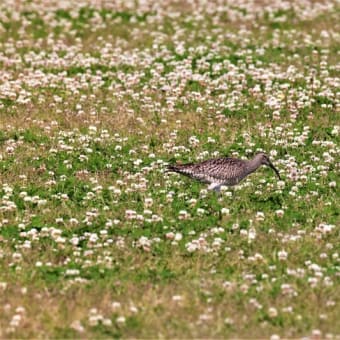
[166,152,281,192]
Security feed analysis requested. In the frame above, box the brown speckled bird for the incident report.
[167,152,281,192]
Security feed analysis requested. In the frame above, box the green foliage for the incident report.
[0,2,339,339]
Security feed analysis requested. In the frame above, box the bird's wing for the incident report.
[167,158,245,184]
[167,163,208,182]
[193,157,246,182]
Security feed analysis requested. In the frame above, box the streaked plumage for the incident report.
[167,152,281,191]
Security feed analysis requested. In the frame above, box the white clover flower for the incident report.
[240,229,248,237]
[188,198,197,206]
[111,302,121,310]
[70,320,84,333]
[270,335,280,340]
[165,232,175,240]
[278,250,288,261]
[186,242,198,252]
[268,307,278,318]
[88,315,100,326]
[174,233,182,241]
[178,210,190,220]
[10,314,22,327]
[12,252,22,262]
[197,208,205,215]
[248,228,256,240]
[116,316,126,324]
[143,209,152,215]
[0,282,7,291]
[136,236,151,251]
[281,283,295,295]
[102,318,112,326]
[69,218,79,225]
[224,317,234,325]
[255,211,265,221]
[125,210,137,220]
[144,197,153,207]
[172,295,182,302]
[221,208,230,215]
[316,223,335,234]
[188,136,199,147]
[277,180,285,189]
[65,269,80,276]
[312,329,322,338]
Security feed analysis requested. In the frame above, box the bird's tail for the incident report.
[165,163,195,177]
[165,164,181,173]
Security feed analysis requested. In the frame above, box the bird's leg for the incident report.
[207,183,223,199]
[208,183,221,192]
[214,186,222,194]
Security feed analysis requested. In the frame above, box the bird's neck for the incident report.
[246,158,262,175]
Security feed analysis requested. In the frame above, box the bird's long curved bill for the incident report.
[268,161,281,180]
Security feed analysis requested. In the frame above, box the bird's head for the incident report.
[255,152,281,180]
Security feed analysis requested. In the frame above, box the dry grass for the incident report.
[0,0,339,338]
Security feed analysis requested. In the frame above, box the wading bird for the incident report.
[167,152,281,192]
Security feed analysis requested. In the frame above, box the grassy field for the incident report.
[0,0,339,338]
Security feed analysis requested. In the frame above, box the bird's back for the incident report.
[167,157,247,185]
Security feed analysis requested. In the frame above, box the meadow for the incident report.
[0,0,339,338]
